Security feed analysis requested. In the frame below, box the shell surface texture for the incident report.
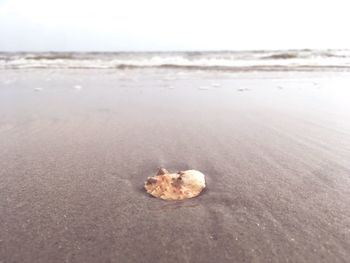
[144,168,206,200]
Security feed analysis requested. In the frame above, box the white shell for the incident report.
[144,168,206,200]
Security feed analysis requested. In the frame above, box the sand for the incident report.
[1,69,350,262]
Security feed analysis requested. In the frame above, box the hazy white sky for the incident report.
[0,0,349,51]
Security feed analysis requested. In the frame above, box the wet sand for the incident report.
[1,69,350,262]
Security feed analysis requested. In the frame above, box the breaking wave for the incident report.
[1,50,350,71]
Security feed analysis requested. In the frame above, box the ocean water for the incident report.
[1,49,350,71]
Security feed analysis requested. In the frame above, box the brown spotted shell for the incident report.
[144,168,206,200]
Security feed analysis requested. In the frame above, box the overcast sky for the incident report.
[0,0,349,51]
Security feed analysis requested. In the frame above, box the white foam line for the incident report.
[198,86,210,90]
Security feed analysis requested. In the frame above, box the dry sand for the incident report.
[1,69,350,262]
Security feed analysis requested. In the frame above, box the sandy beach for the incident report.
[1,68,350,262]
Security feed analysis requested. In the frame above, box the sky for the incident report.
[0,0,350,51]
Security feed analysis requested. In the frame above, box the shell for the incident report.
[144,168,206,200]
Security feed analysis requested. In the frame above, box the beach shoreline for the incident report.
[1,69,350,262]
